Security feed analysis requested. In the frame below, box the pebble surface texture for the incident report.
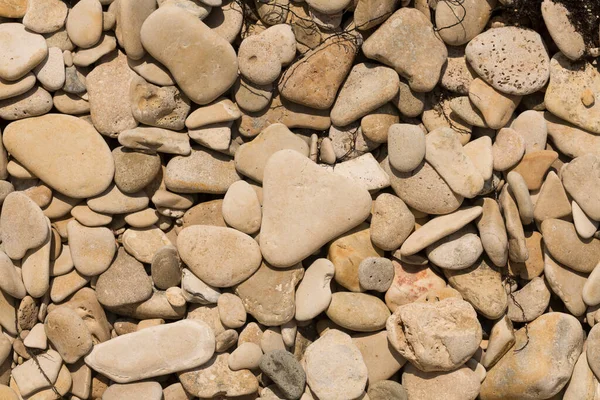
[0,0,597,399]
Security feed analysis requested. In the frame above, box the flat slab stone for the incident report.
[85,320,215,383]
[259,149,372,268]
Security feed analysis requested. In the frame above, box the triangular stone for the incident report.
[260,150,372,268]
[533,171,571,222]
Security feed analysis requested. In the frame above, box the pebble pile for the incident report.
[0,0,598,399]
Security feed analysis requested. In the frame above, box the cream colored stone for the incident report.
[116,0,156,60]
[127,54,174,86]
[507,171,534,225]
[402,364,480,400]
[0,73,36,101]
[204,0,243,43]
[544,249,587,316]
[228,342,262,371]
[119,126,191,155]
[464,136,493,181]
[387,124,426,173]
[33,47,65,91]
[511,110,547,153]
[326,292,390,332]
[53,90,90,115]
[542,219,600,273]
[71,204,112,227]
[544,112,600,158]
[67,220,116,276]
[436,0,494,45]
[11,350,62,397]
[469,78,521,129]
[0,250,25,299]
[562,154,600,221]
[87,184,148,214]
[333,153,390,191]
[73,34,117,67]
[66,0,103,49]
[573,201,599,239]
[222,180,261,235]
[541,0,585,60]
[499,184,528,263]
[0,23,48,81]
[533,171,571,222]
[45,307,92,363]
[103,381,163,400]
[0,86,52,120]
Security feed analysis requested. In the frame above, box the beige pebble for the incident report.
[0,73,36,101]
[33,47,65,92]
[572,201,599,239]
[509,150,558,190]
[533,171,571,222]
[45,307,92,363]
[124,208,160,228]
[0,250,26,299]
[11,350,62,397]
[203,0,243,43]
[23,323,47,350]
[506,171,534,225]
[541,0,585,60]
[426,225,483,270]
[388,124,426,173]
[544,112,600,158]
[440,45,477,95]
[228,342,262,371]
[222,180,262,235]
[469,78,521,129]
[73,34,117,67]
[232,76,272,113]
[511,110,548,153]
[127,54,174,86]
[403,363,481,400]
[541,219,600,273]
[53,90,90,115]
[217,293,246,329]
[0,23,48,81]
[87,184,149,214]
[326,292,390,332]
[492,127,526,171]
[116,0,156,60]
[544,248,587,316]
[481,315,514,369]
[0,86,53,120]
[67,220,116,276]
[103,381,163,400]
[370,193,414,251]
[562,154,600,221]
[295,259,334,321]
[119,126,191,155]
[385,261,446,312]
[71,204,112,227]
[123,226,171,263]
[66,0,103,49]
[507,276,551,322]
[151,245,181,290]
[50,269,90,303]
[499,184,528,262]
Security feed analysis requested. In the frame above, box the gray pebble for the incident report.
[358,257,394,292]
[368,380,408,400]
[259,350,306,400]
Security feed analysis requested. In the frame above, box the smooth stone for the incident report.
[545,53,600,134]
[492,127,525,171]
[507,276,551,322]
[203,0,243,43]
[436,0,494,45]
[125,208,159,228]
[186,304,225,339]
[470,78,521,129]
[573,201,599,239]
[116,0,156,60]
[96,248,152,306]
[370,193,414,251]
[0,86,53,120]
[533,171,571,222]
[463,137,493,183]
[400,207,482,256]
[480,313,583,400]
[563,350,596,400]
[295,259,334,321]
[179,199,226,231]
[165,146,241,193]
[561,154,600,221]
[358,257,394,292]
[32,47,64,92]
[510,149,558,190]
[329,223,384,292]
[544,112,600,158]
[71,204,112,227]
[151,245,181,290]
[119,126,191,155]
[333,153,391,191]
[44,27,74,51]
[233,76,272,112]
[391,80,425,119]
[67,220,116,276]
[62,65,87,94]
[222,180,261,235]
[426,225,483,270]
[260,350,306,400]
[327,122,378,161]
[66,0,102,48]
[234,261,303,326]
[178,352,258,398]
[21,219,51,298]
[23,323,47,349]
[387,124,426,173]
[387,298,482,372]
[586,324,600,380]
[185,97,239,129]
[0,250,26,298]
[544,249,587,316]
[384,159,464,215]
[466,26,550,95]
[0,288,17,335]
[0,73,36,101]
[181,268,221,305]
[361,103,400,143]
[87,184,149,214]
[11,350,62,397]
[234,124,310,183]
[511,110,547,153]
[260,150,371,267]
[122,226,171,263]
[127,54,174,86]
[178,225,261,287]
[499,184,528,262]
[0,0,26,17]
[0,24,48,81]
[304,330,368,400]
[72,34,117,67]
[87,51,138,137]
[17,295,39,332]
[260,327,285,354]
[0,192,48,260]
[353,331,406,386]
[85,320,215,383]
[103,381,163,400]
[217,293,246,329]
[541,0,585,60]
[45,307,92,363]
[326,292,390,332]
[129,76,190,130]
[363,8,447,92]
[541,219,600,273]
[385,261,446,312]
[507,171,534,225]
[229,342,262,371]
[330,63,400,126]
[141,7,238,105]
[508,231,545,280]
[188,122,231,151]
[57,287,111,343]
[403,364,480,400]
[481,315,515,369]
[215,329,237,352]
[151,190,194,210]
[367,380,408,400]
[449,96,488,128]
[279,33,359,109]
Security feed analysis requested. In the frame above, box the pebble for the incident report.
[361,103,400,143]
[387,297,482,371]
[511,110,548,153]
[34,47,65,92]
[533,171,571,222]
[510,149,558,190]
[544,248,587,316]
[363,8,447,92]
[261,327,285,354]
[385,261,446,312]
[295,259,334,321]
[541,0,585,60]
[85,320,215,383]
[0,23,48,81]
[66,0,102,48]
[0,250,26,298]
[435,0,493,46]
[11,350,62,397]
[71,204,112,227]
[353,331,405,385]
[326,292,390,332]
[304,330,368,400]
[122,226,171,263]
[370,193,414,251]
[333,153,391,191]
[0,85,54,121]
[544,112,600,158]
[440,45,477,94]
[507,276,551,322]
[358,257,394,292]
[387,124,426,173]
[151,245,181,290]
[260,350,306,400]
[217,293,246,329]
[233,76,272,112]
[130,77,190,131]
[87,184,149,214]
[119,126,191,155]
[368,380,408,400]
[573,201,599,239]
[23,323,47,350]
[50,269,90,303]
[102,381,163,400]
[426,225,483,270]
[45,306,93,363]
[466,26,550,95]
[115,0,156,60]
[0,0,26,17]
[181,268,221,304]
[0,73,36,101]
[561,154,600,221]
[229,342,263,370]
[222,180,261,235]
[403,363,480,400]
[506,171,534,225]
[499,184,528,262]
[469,78,521,129]
[67,220,116,276]
[72,34,117,67]
[541,219,600,273]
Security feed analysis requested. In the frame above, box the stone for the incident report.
[480,313,583,400]
[333,153,390,191]
[127,54,174,86]
[573,201,599,239]
[260,150,371,268]
[508,231,545,280]
[403,364,480,400]
[261,327,285,353]
[233,76,272,112]
[215,329,237,352]
[71,205,112,227]
[295,259,334,321]
[510,149,558,190]
[545,53,600,134]
[165,146,241,193]
[72,34,117,67]
[304,330,368,400]
[542,219,600,273]
[33,47,65,92]
[361,103,400,143]
[234,124,310,183]
[0,24,48,81]
[23,323,47,349]
[177,225,261,287]
[179,199,226,230]
[440,45,477,94]
[329,223,383,292]
[328,122,378,161]
[0,288,16,335]
[0,250,26,298]
[11,350,62,397]
[387,297,482,372]
[113,147,161,194]
[119,126,191,155]
[352,331,405,386]
[541,0,585,60]
[116,0,156,60]
[506,171,534,225]
[85,320,215,383]
[50,269,90,303]
[62,65,87,94]
[384,159,464,215]
[370,193,414,252]
[141,7,238,105]
[385,261,446,312]
[0,0,26,17]
[0,192,48,260]
[330,62,400,126]
[234,261,303,326]
[586,324,600,381]
[279,33,359,109]
[544,249,587,316]
[466,26,550,95]
[67,220,116,276]
[222,180,261,235]
[103,382,163,400]
[469,78,521,129]
[0,86,53,121]
[185,97,239,129]
[533,171,571,222]
[181,268,221,304]
[87,51,138,137]
[66,0,102,48]
[326,292,390,332]
[363,8,447,92]
[151,245,181,290]
[178,352,258,398]
[45,307,92,364]
[425,128,484,198]
[544,112,600,158]
[511,110,547,153]
[96,248,153,307]
[368,380,408,400]
[229,342,263,371]
[435,0,494,45]
[449,96,487,128]
[499,184,528,263]
[21,219,52,297]
[203,0,243,43]
[388,124,426,173]
[561,154,600,220]
[426,225,483,270]
[57,287,110,343]
[122,226,172,263]
[507,276,551,322]
[187,304,225,338]
[130,77,190,131]
[260,350,306,400]
[217,293,246,329]
[358,257,394,292]
[87,184,149,214]
[254,0,289,24]
[0,73,36,101]
[563,350,597,400]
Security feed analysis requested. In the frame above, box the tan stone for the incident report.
[0,23,48,81]
[295,258,334,321]
[116,0,156,60]
[11,350,62,397]
[203,0,243,43]
[87,184,149,214]
[544,249,587,316]
[541,0,585,60]
[129,76,190,130]
[0,0,26,17]
[123,226,172,263]
[541,219,600,273]
[361,103,400,143]
[179,199,226,231]
[508,231,544,280]
[326,292,390,332]
[103,381,163,400]
[464,136,493,181]
[352,331,405,385]
[0,192,48,260]
[426,225,483,270]
[561,154,600,220]
[0,250,26,299]
[45,307,92,363]
[509,150,558,190]
[49,269,90,303]
[232,76,272,113]
[440,45,477,95]
[222,180,262,235]
[370,193,414,251]
[53,90,90,115]
[469,78,521,129]
[499,184,528,263]
[0,73,36,101]
[119,126,191,155]
[507,276,551,322]
[66,0,102,48]
[533,171,571,222]
[72,34,117,67]
[492,127,526,171]
[67,220,116,276]
[0,86,53,121]
[402,364,481,400]
[436,0,494,45]
[127,54,174,86]
[544,112,600,158]
[385,261,446,312]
